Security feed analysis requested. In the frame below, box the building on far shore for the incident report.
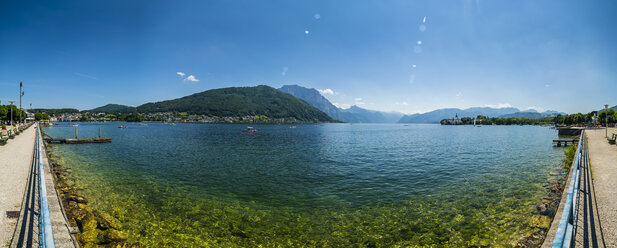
[443,113,461,125]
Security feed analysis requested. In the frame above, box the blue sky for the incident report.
[1,0,616,114]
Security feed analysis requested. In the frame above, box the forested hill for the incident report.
[135,85,334,122]
[89,104,136,114]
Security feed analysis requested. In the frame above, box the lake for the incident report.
[43,123,566,247]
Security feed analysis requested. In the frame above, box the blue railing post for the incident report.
[37,123,56,248]
[551,130,584,248]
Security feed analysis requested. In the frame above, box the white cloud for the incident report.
[314,13,321,19]
[456,92,462,98]
[545,83,551,87]
[185,75,199,82]
[333,102,351,109]
[526,106,545,112]
[484,103,512,108]
[354,97,362,101]
[281,67,288,76]
[395,101,408,106]
[317,88,335,95]
[177,72,186,77]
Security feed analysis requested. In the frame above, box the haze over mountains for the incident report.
[84,84,566,123]
[278,85,404,123]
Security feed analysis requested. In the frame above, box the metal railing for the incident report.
[551,130,584,247]
[36,123,56,247]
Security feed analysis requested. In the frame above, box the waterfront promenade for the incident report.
[544,128,617,247]
[585,128,617,247]
[0,125,75,247]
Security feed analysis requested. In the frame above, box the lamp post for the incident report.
[9,101,15,126]
[605,104,609,138]
[19,82,23,125]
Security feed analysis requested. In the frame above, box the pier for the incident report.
[552,139,579,147]
[44,137,111,144]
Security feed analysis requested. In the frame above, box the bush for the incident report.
[1,124,5,130]
[563,145,577,169]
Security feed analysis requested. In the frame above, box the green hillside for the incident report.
[136,85,333,122]
[89,104,136,114]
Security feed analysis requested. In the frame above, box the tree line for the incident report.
[441,109,617,126]
[0,105,27,123]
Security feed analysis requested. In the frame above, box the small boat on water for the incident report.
[289,126,296,129]
[169,123,176,126]
[118,126,128,129]
[242,126,257,132]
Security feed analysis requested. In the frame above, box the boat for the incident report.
[169,123,176,126]
[242,126,257,132]
[118,126,128,128]
[289,126,296,129]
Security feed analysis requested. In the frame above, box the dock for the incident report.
[44,137,111,144]
[552,139,578,147]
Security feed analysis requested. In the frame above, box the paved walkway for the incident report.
[0,126,36,247]
[0,125,76,247]
[586,128,617,247]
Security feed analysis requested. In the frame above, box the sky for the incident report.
[1,0,616,114]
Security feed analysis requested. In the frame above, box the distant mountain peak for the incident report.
[278,85,403,123]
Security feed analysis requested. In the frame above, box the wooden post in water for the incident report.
[75,127,78,139]
[99,128,101,138]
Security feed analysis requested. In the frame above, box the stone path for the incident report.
[586,128,617,247]
[0,126,36,247]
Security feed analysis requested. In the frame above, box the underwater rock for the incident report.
[100,229,129,243]
[516,228,545,247]
[81,216,99,232]
[530,215,551,230]
[95,210,123,230]
[79,230,100,243]
[67,194,88,203]
[71,207,88,221]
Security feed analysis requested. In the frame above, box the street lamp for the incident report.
[19,81,24,125]
[605,104,609,137]
[9,101,15,126]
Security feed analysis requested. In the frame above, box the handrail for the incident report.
[551,130,584,247]
[37,123,56,247]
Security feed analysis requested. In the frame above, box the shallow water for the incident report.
[44,123,565,247]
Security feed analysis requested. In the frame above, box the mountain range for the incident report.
[85,84,567,124]
[278,85,404,123]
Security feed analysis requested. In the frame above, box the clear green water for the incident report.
[44,123,565,247]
